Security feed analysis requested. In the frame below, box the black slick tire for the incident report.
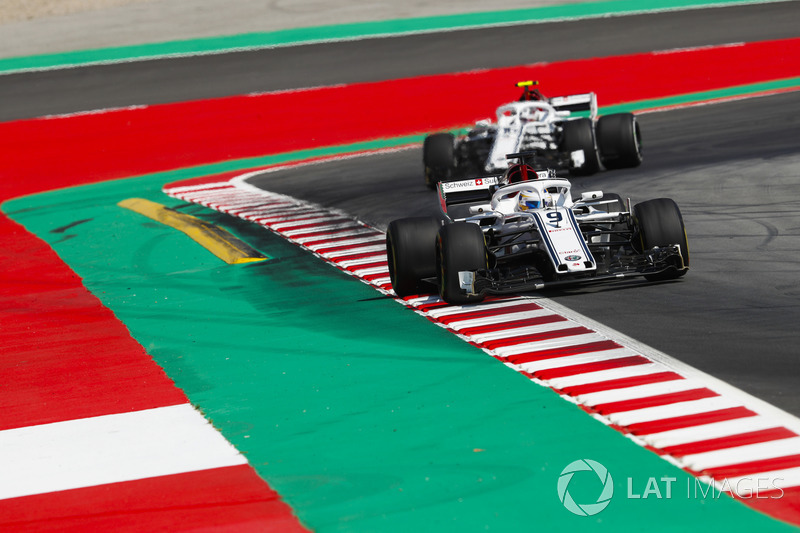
[633,198,690,281]
[423,133,456,189]
[596,113,642,169]
[386,217,440,297]
[436,222,487,305]
[561,118,601,176]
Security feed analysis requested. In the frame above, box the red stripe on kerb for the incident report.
[742,487,800,526]
[270,218,352,231]
[436,302,543,324]
[480,326,592,350]
[362,272,391,282]
[0,465,308,532]
[506,339,621,365]
[258,212,329,224]
[327,252,384,264]
[593,388,719,415]
[344,260,389,272]
[315,241,384,255]
[288,227,364,240]
[664,427,798,458]
[562,371,684,396]
[626,407,759,436]
[304,232,384,247]
[694,454,800,479]
[456,314,567,336]
[533,355,652,380]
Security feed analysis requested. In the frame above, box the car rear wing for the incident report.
[438,177,499,221]
[549,92,597,119]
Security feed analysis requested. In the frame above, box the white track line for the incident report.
[0,404,246,501]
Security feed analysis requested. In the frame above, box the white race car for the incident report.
[422,81,642,189]
[389,153,688,304]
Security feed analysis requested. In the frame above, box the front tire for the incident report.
[596,113,642,169]
[561,118,601,176]
[436,223,487,305]
[386,217,441,297]
[633,198,689,281]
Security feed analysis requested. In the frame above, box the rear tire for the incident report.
[423,133,456,189]
[561,118,601,176]
[633,198,690,281]
[436,223,487,305]
[596,113,642,169]
[386,217,441,297]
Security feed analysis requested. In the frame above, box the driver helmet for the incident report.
[518,188,553,211]
[518,189,541,211]
[521,106,544,122]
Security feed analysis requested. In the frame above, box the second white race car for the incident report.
[422,81,642,188]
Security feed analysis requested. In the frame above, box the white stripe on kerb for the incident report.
[491,333,603,358]
[424,298,529,318]
[352,266,390,277]
[306,235,385,251]
[548,363,667,389]
[282,222,362,237]
[445,308,553,329]
[514,348,635,374]
[0,404,247,501]
[714,466,800,495]
[576,379,696,406]
[321,244,386,258]
[466,319,577,344]
[294,228,375,244]
[607,397,740,427]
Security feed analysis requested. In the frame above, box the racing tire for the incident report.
[596,113,642,169]
[386,217,441,297]
[633,198,690,281]
[423,133,456,189]
[436,222,487,305]
[561,118,601,176]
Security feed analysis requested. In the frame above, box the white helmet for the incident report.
[518,189,541,211]
[518,188,553,211]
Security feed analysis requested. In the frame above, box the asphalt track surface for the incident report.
[2,1,800,121]
[5,2,799,417]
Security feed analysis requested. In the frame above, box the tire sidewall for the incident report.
[436,222,487,304]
